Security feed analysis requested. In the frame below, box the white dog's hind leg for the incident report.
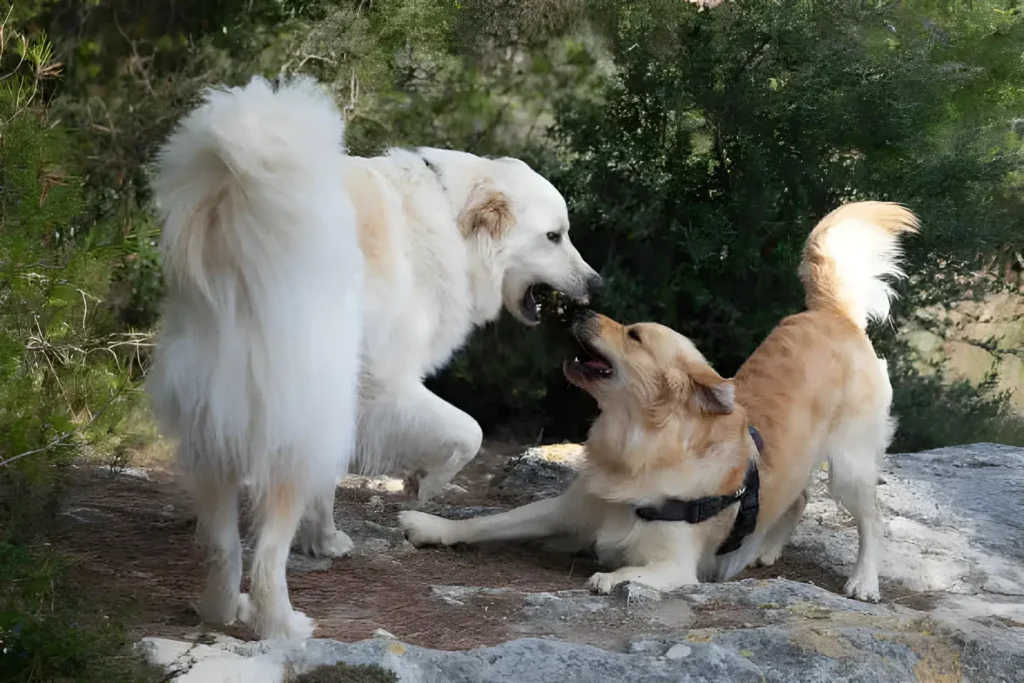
[292,487,353,558]
[242,473,315,640]
[193,473,244,625]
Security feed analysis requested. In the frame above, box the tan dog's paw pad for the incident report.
[397,510,451,547]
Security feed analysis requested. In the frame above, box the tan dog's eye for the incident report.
[628,328,642,343]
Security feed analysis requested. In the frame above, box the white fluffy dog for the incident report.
[148,76,364,640]
[149,74,601,637]
[292,134,602,557]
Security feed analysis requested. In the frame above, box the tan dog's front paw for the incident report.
[398,510,453,547]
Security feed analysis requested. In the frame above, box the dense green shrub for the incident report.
[7,0,1024,450]
[432,0,1024,442]
[0,20,157,682]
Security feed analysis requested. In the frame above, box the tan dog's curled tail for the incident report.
[798,201,920,329]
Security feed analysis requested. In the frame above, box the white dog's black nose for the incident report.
[586,273,604,296]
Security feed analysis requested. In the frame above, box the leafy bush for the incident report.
[432,0,1024,443]
[0,17,157,682]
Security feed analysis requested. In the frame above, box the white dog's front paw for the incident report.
[237,593,316,640]
[293,527,354,559]
[258,609,315,641]
[236,592,254,624]
[196,591,242,626]
[411,476,453,504]
[587,572,624,595]
[844,572,880,602]
[398,510,452,547]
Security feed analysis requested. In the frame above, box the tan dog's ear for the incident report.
[690,367,735,416]
[647,362,734,426]
[458,182,514,240]
[646,364,688,427]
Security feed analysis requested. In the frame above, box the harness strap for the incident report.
[633,425,763,557]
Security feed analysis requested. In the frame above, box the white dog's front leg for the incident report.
[587,560,699,595]
[388,382,483,503]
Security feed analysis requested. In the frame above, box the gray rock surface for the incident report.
[141,443,1024,682]
[791,443,1024,621]
[492,443,583,498]
[141,578,1022,682]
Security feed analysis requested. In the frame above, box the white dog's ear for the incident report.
[690,367,735,416]
[458,182,514,240]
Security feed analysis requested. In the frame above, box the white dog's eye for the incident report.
[546,231,562,244]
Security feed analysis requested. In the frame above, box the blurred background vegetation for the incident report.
[1,0,1023,679]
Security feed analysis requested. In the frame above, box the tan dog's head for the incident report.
[440,152,602,325]
[564,310,736,424]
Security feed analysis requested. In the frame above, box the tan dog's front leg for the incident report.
[587,560,699,595]
[400,490,577,546]
[400,483,591,546]
[588,523,702,594]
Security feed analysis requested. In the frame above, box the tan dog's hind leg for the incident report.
[754,489,808,567]
[827,425,888,602]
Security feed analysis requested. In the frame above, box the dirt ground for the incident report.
[54,440,861,651]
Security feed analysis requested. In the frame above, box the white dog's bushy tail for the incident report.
[153,76,349,307]
[150,75,363,485]
[798,201,920,329]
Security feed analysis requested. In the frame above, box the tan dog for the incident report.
[399,201,919,602]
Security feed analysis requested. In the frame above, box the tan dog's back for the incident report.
[737,311,891,524]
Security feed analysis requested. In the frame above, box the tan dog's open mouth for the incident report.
[564,318,614,383]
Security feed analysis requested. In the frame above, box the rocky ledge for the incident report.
[140,443,1024,682]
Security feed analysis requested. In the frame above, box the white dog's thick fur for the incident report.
[292,145,601,556]
[148,77,364,640]
[401,202,919,603]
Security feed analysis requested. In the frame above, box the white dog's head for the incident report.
[431,152,602,325]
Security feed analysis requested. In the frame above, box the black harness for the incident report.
[634,426,763,556]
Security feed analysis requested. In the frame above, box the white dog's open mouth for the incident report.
[520,285,542,323]
[519,284,557,324]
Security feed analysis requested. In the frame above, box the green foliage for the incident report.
[888,356,1024,452]
[291,662,400,683]
[0,542,163,683]
[433,0,1024,440]
[1,15,156,681]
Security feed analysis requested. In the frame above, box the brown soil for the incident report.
[51,439,885,651]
